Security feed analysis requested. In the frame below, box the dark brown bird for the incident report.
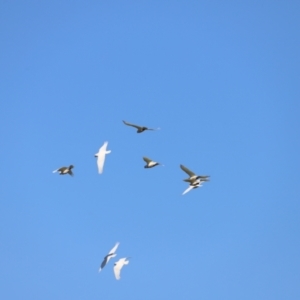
[122,120,160,133]
[143,157,164,168]
[52,165,74,176]
[180,164,209,184]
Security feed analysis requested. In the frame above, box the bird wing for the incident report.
[180,164,196,177]
[145,127,160,131]
[199,175,210,179]
[53,167,66,173]
[96,149,107,174]
[143,157,152,163]
[122,120,141,130]
[68,169,74,176]
[97,156,105,174]
[99,242,119,272]
[182,185,194,195]
[113,263,121,280]
[99,255,109,271]
[113,258,128,280]
[109,242,120,255]
[100,141,108,151]
[199,177,209,182]
[96,142,110,174]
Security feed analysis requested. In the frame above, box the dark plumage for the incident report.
[143,156,162,168]
[53,165,74,176]
[180,164,209,183]
[122,120,160,133]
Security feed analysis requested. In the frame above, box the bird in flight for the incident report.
[99,242,119,272]
[52,165,74,176]
[143,157,164,168]
[95,141,111,174]
[122,120,160,133]
[182,178,209,195]
[113,257,130,280]
[180,164,210,184]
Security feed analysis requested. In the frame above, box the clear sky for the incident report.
[1,1,299,299]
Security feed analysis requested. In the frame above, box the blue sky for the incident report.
[0,1,299,299]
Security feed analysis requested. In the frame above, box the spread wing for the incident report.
[182,185,194,195]
[113,263,121,280]
[180,164,196,177]
[145,127,160,131]
[113,258,128,280]
[199,176,210,181]
[99,242,119,272]
[143,157,152,163]
[122,120,141,130]
[53,167,66,173]
[95,142,110,174]
[97,153,106,174]
[99,255,109,271]
[68,169,74,176]
[99,141,108,152]
[109,242,120,255]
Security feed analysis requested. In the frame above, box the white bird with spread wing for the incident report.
[95,141,111,174]
[113,257,130,280]
[99,242,119,272]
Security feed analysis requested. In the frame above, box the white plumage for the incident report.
[113,257,130,280]
[95,141,111,174]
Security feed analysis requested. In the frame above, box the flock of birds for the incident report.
[52,120,210,280]
[98,242,128,280]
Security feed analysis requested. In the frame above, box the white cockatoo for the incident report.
[113,257,130,280]
[95,142,111,174]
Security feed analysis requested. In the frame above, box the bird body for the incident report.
[122,120,160,133]
[52,165,74,176]
[99,242,119,272]
[180,164,210,184]
[113,257,130,280]
[143,156,163,168]
[95,141,111,174]
[180,165,210,195]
